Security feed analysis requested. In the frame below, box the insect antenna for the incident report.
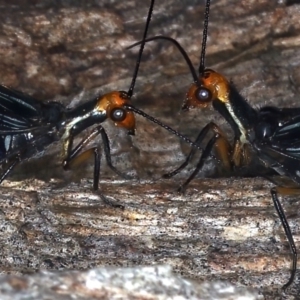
[126,0,211,85]
[125,104,204,152]
[127,36,199,84]
[127,0,155,99]
[198,0,210,75]
[123,0,207,153]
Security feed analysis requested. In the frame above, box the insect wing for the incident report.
[255,118,300,183]
[0,85,43,116]
[0,85,43,133]
[272,115,300,146]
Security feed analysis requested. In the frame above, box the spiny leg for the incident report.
[271,186,298,290]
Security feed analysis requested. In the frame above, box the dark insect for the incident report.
[128,0,298,290]
[0,0,198,208]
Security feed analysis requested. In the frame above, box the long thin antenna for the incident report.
[198,0,210,75]
[127,0,155,98]
[127,36,199,84]
[125,104,205,152]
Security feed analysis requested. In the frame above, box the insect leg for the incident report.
[98,127,135,180]
[163,123,212,178]
[64,146,101,189]
[178,134,218,193]
[163,122,231,179]
[177,123,232,193]
[62,126,102,172]
[271,187,298,290]
[63,124,131,177]
[66,145,122,208]
[63,125,128,208]
[0,156,21,184]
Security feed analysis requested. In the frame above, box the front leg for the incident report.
[62,125,128,208]
[164,122,232,189]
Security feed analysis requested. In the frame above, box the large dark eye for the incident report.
[111,107,127,122]
[195,87,212,103]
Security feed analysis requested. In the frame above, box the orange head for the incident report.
[95,91,135,135]
[182,69,231,110]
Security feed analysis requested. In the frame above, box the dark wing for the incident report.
[0,85,44,133]
[256,117,300,184]
[271,114,300,146]
[257,145,300,184]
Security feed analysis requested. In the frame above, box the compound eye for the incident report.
[110,107,127,122]
[195,87,212,103]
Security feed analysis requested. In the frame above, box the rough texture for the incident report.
[0,0,300,299]
[0,177,299,299]
[0,265,260,300]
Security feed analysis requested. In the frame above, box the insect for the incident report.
[0,0,199,208]
[128,0,298,290]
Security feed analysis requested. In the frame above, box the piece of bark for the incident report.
[0,177,299,299]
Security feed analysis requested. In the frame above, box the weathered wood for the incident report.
[0,177,299,299]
